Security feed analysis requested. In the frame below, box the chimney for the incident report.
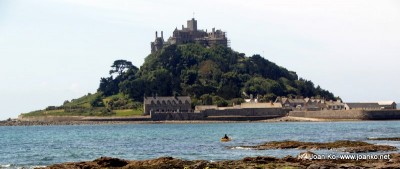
[161,31,163,39]
[155,31,158,38]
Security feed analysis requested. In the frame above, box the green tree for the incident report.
[90,94,104,107]
[109,60,134,76]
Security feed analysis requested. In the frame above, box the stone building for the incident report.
[151,18,228,53]
[274,96,345,111]
[143,96,191,115]
[344,103,382,110]
[275,97,306,110]
[344,101,397,110]
[325,100,345,110]
[377,101,397,109]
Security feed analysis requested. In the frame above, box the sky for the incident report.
[0,0,399,120]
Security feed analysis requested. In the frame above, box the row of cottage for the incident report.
[143,96,397,115]
[274,97,396,111]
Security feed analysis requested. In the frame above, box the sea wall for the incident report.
[202,108,289,117]
[151,108,290,121]
[363,110,400,120]
[151,112,205,121]
[289,110,400,120]
[288,110,365,119]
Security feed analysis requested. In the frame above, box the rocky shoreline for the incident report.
[368,137,400,141]
[0,119,150,126]
[0,116,364,126]
[38,153,400,169]
[236,140,398,153]
[37,139,400,169]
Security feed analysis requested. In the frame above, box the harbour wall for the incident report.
[150,108,290,121]
[202,108,288,117]
[288,110,400,120]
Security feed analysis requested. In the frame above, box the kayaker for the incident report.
[223,134,229,139]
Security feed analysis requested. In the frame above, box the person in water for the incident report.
[223,134,229,139]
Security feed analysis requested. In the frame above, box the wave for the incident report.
[0,164,47,169]
[0,164,11,168]
[230,146,253,150]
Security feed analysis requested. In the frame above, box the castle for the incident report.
[151,18,228,53]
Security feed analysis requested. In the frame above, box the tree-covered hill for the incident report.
[22,43,336,117]
[100,44,335,106]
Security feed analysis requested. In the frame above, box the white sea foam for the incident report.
[29,166,47,169]
[230,146,253,150]
[0,164,11,168]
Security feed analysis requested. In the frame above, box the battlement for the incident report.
[151,18,228,53]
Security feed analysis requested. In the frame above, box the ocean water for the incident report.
[1,121,400,168]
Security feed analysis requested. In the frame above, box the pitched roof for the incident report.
[289,99,305,104]
[377,101,396,106]
[345,103,381,109]
[144,96,191,105]
[326,100,344,106]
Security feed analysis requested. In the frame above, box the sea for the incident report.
[1,121,400,168]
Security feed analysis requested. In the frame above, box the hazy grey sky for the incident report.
[1,0,399,120]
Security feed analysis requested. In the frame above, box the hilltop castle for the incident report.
[151,18,228,53]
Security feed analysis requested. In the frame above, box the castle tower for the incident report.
[187,18,197,31]
[151,18,228,53]
[151,31,164,53]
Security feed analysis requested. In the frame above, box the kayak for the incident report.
[220,138,231,142]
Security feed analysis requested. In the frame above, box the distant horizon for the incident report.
[1,0,400,120]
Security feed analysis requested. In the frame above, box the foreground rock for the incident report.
[38,153,400,169]
[237,140,397,153]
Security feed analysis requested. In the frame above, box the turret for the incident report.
[187,18,197,31]
[151,31,164,53]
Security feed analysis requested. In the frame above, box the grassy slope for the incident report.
[22,93,144,117]
[114,109,143,116]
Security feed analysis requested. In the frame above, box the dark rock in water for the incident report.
[368,137,400,141]
[38,153,400,169]
[94,157,128,167]
[344,145,397,153]
[238,140,397,153]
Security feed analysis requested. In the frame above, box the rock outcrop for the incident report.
[39,153,400,169]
